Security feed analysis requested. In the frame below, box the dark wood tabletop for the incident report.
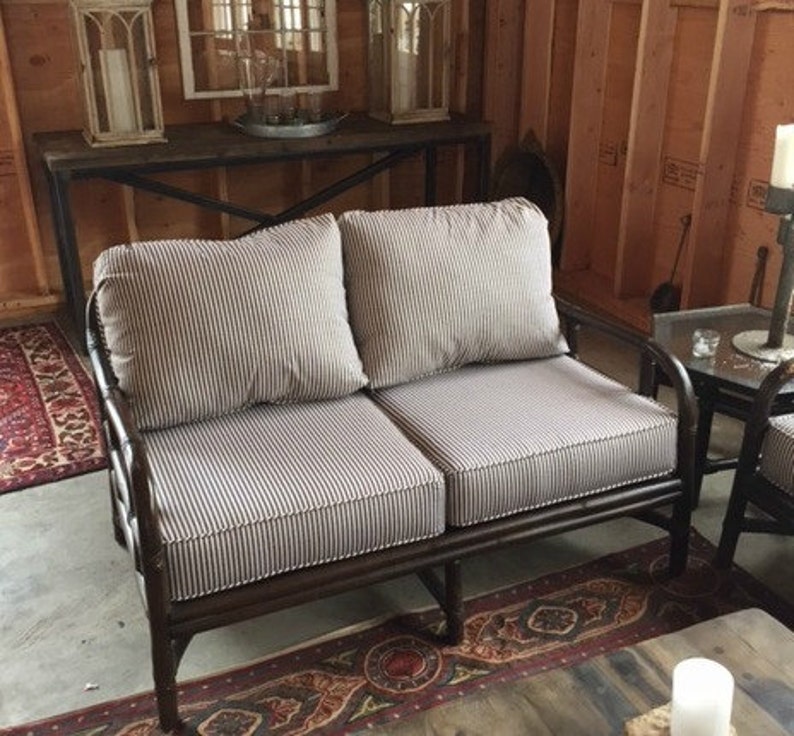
[34,113,491,177]
[366,608,793,735]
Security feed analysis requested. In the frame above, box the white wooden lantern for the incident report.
[368,0,452,124]
[70,0,165,147]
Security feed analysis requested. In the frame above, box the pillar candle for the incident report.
[770,123,794,189]
[99,49,137,134]
[670,658,734,736]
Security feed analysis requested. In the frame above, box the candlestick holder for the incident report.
[732,183,794,363]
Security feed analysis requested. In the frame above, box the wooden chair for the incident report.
[716,357,794,567]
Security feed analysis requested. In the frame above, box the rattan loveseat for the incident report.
[86,197,697,731]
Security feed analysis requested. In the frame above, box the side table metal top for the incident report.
[653,304,794,395]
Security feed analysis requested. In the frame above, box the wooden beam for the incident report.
[560,1,612,272]
[0,5,48,294]
[614,0,678,297]
[0,294,61,311]
[681,0,757,308]
[482,0,527,164]
[752,0,794,10]
[520,0,555,147]
[671,0,720,7]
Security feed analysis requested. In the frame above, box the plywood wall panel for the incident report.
[722,9,794,307]
[614,0,676,297]
[681,0,757,309]
[649,7,717,292]
[1,3,52,304]
[590,2,641,282]
[560,2,611,272]
[2,3,81,132]
[3,2,89,304]
[335,1,368,112]
[0,175,40,294]
[483,0,527,165]
[545,0,577,180]
[306,154,376,216]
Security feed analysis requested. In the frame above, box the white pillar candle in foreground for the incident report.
[670,658,734,736]
[770,123,794,189]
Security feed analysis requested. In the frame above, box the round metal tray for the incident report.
[233,112,347,139]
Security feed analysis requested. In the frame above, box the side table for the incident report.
[653,304,794,503]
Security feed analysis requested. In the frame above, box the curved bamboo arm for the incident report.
[555,297,646,354]
[86,290,167,597]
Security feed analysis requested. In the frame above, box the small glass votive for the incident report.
[280,89,297,122]
[264,95,281,125]
[670,657,734,736]
[692,328,720,358]
[306,91,323,122]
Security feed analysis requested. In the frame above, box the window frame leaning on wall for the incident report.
[173,0,338,99]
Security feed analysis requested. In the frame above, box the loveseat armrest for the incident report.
[734,358,794,477]
[555,297,698,501]
[86,290,166,594]
[556,296,646,354]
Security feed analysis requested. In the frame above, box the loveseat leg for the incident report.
[151,628,181,732]
[445,560,464,644]
[714,490,749,569]
[668,497,691,577]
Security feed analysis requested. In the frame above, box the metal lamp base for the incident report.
[732,329,794,363]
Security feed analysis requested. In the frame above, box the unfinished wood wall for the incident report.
[2,0,794,332]
[0,0,480,319]
[485,0,794,332]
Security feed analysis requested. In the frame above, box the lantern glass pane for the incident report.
[368,0,387,113]
[393,1,449,113]
[367,0,451,123]
[81,10,154,134]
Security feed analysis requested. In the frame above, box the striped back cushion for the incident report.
[760,414,794,494]
[94,213,367,430]
[339,198,568,389]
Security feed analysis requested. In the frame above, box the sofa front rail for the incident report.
[167,478,684,638]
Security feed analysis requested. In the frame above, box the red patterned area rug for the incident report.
[0,322,105,494]
[2,531,792,736]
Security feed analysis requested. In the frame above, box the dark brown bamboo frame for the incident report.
[716,357,794,568]
[86,293,697,732]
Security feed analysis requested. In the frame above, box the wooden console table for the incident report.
[34,114,491,341]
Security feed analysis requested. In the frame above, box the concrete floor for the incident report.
[1,329,793,728]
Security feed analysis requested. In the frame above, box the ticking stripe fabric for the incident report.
[371,357,678,527]
[93,214,367,430]
[339,198,568,389]
[760,415,794,494]
[142,394,445,601]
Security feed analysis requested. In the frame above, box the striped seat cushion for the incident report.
[371,357,678,527]
[760,415,794,494]
[94,213,367,430]
[339,198,568,389]
[142,394,445,601]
